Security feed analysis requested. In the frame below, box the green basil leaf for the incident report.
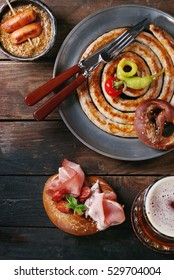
[65,194,88,214]
[77,204,88,211]
[75,204,88,215]
[74,206,83,215]
[66,194,77,207]
[66,202,75,210]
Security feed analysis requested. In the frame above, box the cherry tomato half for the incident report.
[105,77,123,97]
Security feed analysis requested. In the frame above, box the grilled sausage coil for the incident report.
[77,25,174,137]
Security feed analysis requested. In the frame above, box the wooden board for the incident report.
[0,0,174,260]
[0,121,174,175]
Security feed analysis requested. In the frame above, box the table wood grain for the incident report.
[0,0,174,260]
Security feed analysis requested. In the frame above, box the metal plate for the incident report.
[53,4,174,161]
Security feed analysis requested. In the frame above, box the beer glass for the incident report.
[131,176,174,253]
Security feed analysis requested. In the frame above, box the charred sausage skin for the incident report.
[1,9,36,33]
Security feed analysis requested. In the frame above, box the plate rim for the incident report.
[53,4,174,161]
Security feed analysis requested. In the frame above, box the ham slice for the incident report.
[46,159,125,230]
[85,180,101,217]
[85,183,125,230]
[46,159,85,197]
[103,199,125,225]
[62,158,85,188]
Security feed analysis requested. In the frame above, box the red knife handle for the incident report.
[25,64,81,106]
[33,73,87,121]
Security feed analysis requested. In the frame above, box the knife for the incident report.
[25,18,147,120]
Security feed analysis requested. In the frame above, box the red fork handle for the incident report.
[33,73,87,121]
[25,64,81,106]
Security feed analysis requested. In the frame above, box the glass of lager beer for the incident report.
[131,176,174,253]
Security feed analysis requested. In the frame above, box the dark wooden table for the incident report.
[0,0,174,260]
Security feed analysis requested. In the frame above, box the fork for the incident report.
[25,18,147,120]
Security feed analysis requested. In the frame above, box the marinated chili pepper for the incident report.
[115,69,165,90]
[115,58,165,90]
[117,58,138,78]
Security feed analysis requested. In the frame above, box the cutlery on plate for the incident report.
[25,18,147,121]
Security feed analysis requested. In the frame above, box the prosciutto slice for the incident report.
[85,183,125,230]
[45,159,125,230]
[62,158,85,187]
[46,159,85,197]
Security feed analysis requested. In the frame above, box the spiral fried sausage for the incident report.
[134,99,174,150]
[77,25,174,137]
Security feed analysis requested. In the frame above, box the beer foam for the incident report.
[145,176,174,238]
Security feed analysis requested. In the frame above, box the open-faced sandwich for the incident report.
[43,159,125,236]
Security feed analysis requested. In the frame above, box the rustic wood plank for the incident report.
[0,226,173,260]
[0,61,60,120]
[0,175,173,260]
[0,0,174,262]
[0,121,174,175]
[1,0,174,59]
[0,175,157,227]
[1,0,174,120]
